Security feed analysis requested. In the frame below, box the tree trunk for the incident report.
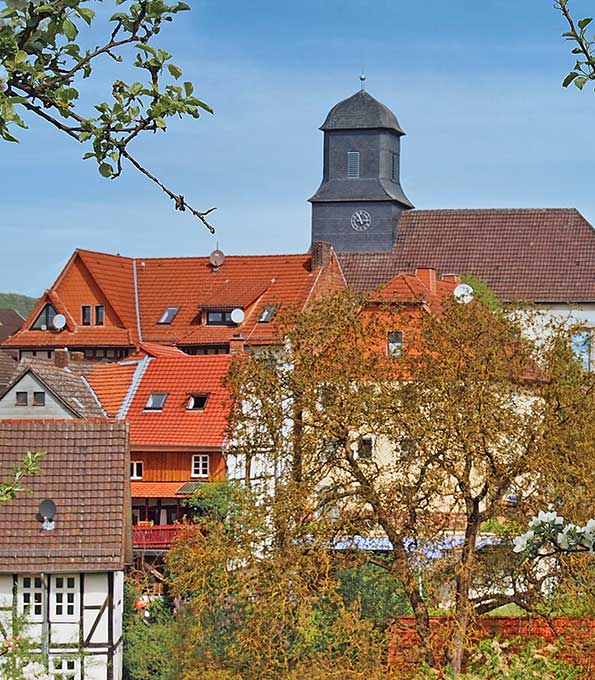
[448,501,480,673]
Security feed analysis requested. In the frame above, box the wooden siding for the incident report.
[131,450,226,481]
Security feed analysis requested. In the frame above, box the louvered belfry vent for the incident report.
[347,151,360,178]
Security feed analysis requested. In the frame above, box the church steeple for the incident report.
[309,88,413,253]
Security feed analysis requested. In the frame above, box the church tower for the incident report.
[309,81,413,253]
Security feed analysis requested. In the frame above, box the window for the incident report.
[572,330,591,371]
[206,310,234,326]
[50,657,79,680]
[31,304,57,330]
[185,345,229,355]
[33,391,45,406]
[192,454,209,478]
[259,304,280,323]
[81,305,91,326]
[158,306,180,324]
[347,151,360,178]
[19,575,44,621]
[387,331,404,357]
[15,391,28,406]
[130,461,143,480]
[95,304,105,326]
[51,575,78,620]
[356,436,374,460]
[392,152,398,180]
[145,392,168,411]
[187,394,209,410]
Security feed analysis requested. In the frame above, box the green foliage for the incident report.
[183,480,245,523]
[418,639,582,680]
[0,0,215,229]
[0,292,37,317]
[556,1,595,91]
[461,274,501,311]
[0,613,48,680]
[337,563,411,629]
[0,450,44,505]
[123,580,181,680]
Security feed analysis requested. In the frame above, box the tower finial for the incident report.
[360,72,366,92]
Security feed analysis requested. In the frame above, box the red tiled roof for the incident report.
[0,419,129,572]
[4,250,345,351]
[374,271,458,305]
[339,209,595,301]
[136,342,187,358]
[87,362,138,417]
[125,354,233,448]
[130,481,189,498]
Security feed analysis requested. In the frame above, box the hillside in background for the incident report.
[0,292,37,318]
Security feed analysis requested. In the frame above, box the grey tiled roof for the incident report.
[0,419,130,572]
[320,90,405,134]
[0,352,17,390]
[0,308,24,343]
[338,208,595,302]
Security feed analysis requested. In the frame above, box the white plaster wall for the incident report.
[0,373,74,419]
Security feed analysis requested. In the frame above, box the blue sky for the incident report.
[2,0,595,296]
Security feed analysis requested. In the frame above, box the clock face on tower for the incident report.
[350,209,372,232]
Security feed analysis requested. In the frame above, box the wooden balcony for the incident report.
[132,524,182,550]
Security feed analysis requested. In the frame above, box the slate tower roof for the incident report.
[320,90,405,134]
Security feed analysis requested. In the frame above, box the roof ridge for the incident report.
[406,207,580,214]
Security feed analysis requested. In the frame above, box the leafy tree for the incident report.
[224,289,595,673]
[556,1,595,91]
[0,0,215,231]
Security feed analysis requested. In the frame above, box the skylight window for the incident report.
[259,304,280,323]
[187,394,209,410]
[145,392,168,410]
[158,306,180,325]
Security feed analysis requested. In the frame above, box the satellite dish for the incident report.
[53,314,66,330]
[453,283,474,304]
[209,249,225,268]
[39,499,57,531]
[230,308,245,324]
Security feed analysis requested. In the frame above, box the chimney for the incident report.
[415,268,437,293]
[229,335,245,355]
[54,348,69,368]
[311,241,333,270]
[440,273,462,284]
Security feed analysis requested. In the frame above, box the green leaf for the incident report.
[78,7,95,25]
[183,81,194,96]
[562,72,579,87]
[98,162,113,177]
[578,17,592,31]
[155,117,166,129]
[574,76,588,89]
[14,50,27,64]
[168,64,183,79]
[62,18,78,41]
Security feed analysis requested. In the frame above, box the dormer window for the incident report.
[259,304,280,323]
[187,394,208,411]
[16,392,27,406]
[33,391,45,407]
[347,151,360,178]
[158,306,180,325]
[145,392,168,411]
[31,304,57,331]
[95,305,105,326]
[82,305,91,326]
[206,310,234,326]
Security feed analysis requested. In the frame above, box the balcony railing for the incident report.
[132,524,182,550]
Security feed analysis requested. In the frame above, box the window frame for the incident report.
[95,304,105,326]
[206,310,235,326]
[15,391,28,406]
[387,330,404,357]
[191,454,210,478]
[50,655,80,680]
[187,394,209,411]
[50,574,79,622]
[33,391,46,407]
[144,392,168,411]
[18,575,45,622]
[31,303,57,331]
[157,306,180,325]
[130,461,144,480]
[81,305,91,326]
[571,329,592,371]
[356,436,374,460]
